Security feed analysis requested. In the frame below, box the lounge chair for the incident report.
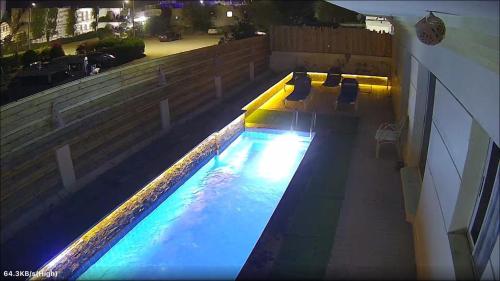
[335,78,359,111]
[284,66,308,90]
[322,66,342,87]
[284,75,312,110]
[375,118,406,159]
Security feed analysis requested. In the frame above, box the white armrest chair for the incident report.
[375,118,406,159]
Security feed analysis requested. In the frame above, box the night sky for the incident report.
[6,0,162,9]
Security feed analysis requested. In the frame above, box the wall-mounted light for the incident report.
[226,11,233,18]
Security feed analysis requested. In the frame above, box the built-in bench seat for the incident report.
[400,166,422,224]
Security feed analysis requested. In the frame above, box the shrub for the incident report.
[97,26,114,40]
[49,43,65,59]
[96,37,121,50]
[94,37,145,63]
[230,20,256,40]
[39,47,51,62]
[21,49,39,67]
[76,40,98,55]
[0,53,21,72]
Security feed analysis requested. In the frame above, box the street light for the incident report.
[28,2,36,49]
[131,0,135,37]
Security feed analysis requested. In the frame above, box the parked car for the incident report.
[208,28,222,35]
[87,52,116,69]
[114,32,128,39]
[158,31,182,42]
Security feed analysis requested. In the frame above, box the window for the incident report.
[468,141,499,277]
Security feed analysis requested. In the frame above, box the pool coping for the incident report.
[33,114,246,280]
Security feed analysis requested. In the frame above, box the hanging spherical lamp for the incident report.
[415,12,446,45]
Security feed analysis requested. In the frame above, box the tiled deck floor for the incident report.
[324,89,416,279]
[241,82,415,279]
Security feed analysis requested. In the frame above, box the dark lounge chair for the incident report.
[335,78,359,111]
[284,75,312,110]
[322,66,342,87]
[285,66,308,89]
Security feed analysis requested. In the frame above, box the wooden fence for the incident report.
[270,25,392,57]
[0,35,269,239]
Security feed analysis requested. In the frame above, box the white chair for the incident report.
[375,118,406,159]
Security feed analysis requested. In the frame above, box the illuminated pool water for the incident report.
[78,130,312,280]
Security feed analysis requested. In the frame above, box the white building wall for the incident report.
[414,165,456,279]
[392,14,499,280]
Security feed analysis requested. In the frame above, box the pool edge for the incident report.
[33,114,246,280]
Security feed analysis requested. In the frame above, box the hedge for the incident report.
[96,37,145,63]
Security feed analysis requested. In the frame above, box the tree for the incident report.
[246,0,317,30]
[146,9,172,36]
[273,1,316,25]
[46,8,58,42]
[21,49,38,67]
[8,9,26,42]
[230,19,256,40]
[247,0,284,31]
[31,8,47,40]
[182,2,213,32]
[66,8,76,37]
[315,1,360,25]
[92,7,99,31]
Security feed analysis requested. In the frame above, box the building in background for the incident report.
[53,7,69,40]
[74,8,94,35]
[365,16,394,34]
[97,7,127,29]
[0,21,10,41]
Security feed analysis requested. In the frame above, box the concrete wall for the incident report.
[391,14,499,280]
[0,35,269,243]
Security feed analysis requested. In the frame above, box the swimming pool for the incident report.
[77,130,312,280]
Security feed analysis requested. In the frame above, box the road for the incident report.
[61,35,220,59]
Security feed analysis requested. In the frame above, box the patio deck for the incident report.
[239,73,415,279]
[0,72,414,280]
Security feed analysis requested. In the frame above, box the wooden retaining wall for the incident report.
[0,35,270,240]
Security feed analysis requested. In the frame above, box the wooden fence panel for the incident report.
[0,36,270,233]
[270,25,392,57]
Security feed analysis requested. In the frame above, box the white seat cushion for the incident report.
[375,129,399,141]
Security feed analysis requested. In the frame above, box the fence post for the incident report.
[55,144,76,190]
[249,62,255,81]
[160,99,171,131]
[214,48,223,98]
[214,76,222,98]
[249,43,255,81]
[158,66,166,86]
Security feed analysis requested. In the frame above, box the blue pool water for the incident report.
[78,130,312,280]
